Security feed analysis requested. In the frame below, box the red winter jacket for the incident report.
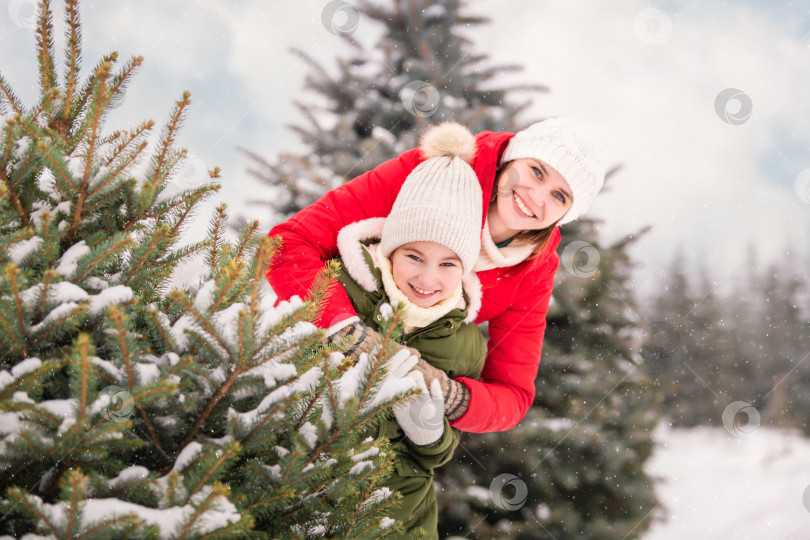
[266,130,561,433]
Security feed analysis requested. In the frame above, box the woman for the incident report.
[266,117,605,433]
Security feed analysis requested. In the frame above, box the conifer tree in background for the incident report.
[246,0,662,537]
[0,1,410,537]
[645,249,810,435]
[241,0,546,224]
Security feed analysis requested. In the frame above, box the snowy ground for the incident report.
[643,425,810,539]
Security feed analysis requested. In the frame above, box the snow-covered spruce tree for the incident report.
[0,1,410,538]
[240,0,546,225]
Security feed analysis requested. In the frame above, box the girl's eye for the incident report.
[532,166,543,179]
[554,192,567,204]
[440,262,456,267]
[407,254,422,262]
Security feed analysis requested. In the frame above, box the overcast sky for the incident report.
[2,0,808,299]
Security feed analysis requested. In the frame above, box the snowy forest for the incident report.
[1,0,808,539]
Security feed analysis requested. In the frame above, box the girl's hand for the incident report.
[393,371,445,446]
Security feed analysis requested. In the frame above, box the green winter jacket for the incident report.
[334,218,486,538]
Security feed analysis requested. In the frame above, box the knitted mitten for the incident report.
[410,357,471,421]
[325,316,381,365]
[393,372,445,446]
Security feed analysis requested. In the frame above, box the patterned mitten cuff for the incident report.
[411,357,470,421]
[326,317,379,364]
[444,378,470,421]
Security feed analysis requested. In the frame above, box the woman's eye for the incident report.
[440,262,456,267]
[554,192,567,204]
[532,166,543,179]
[407,254,421,262]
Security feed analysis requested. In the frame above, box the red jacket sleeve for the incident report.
[266,148,424,327]
[450,253,559,433]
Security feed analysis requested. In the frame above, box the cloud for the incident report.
[471,0,810,293]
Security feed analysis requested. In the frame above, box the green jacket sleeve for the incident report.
[402,419,460,471]
[411,322,487,381]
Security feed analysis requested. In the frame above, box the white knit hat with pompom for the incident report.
[501,117,606,225]
[381,122,482,275]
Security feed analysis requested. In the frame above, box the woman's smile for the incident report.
[512,191,537,219]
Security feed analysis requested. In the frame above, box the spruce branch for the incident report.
[207,260,244,316]
[34,268,57,321]
[36,0,58,100]
[168,290,231,355]
[103,120,153,168]
[107,55,144,112]
[247,235,280,317]
[29,303,87,348]
[205,203,229,271]
[0,155,29,228]
[61,0,82,120]
[64,63,112,246]
[186,444,242,503]
[35,138,80,194]
[138,185,217,234]
[3,263,29,357]
[178,358,240,450]
[176,482,240,540]
[0,74,24,116]
[0,227,35,263]
[64,468,83,538]
[86,140,145,199]
[70,333,93,417]
[71,235,133,284]
[5,487,61,534]
[232,220,261,267]
[67,51,117,131]
[150,91,192,193]
[122,224,171,287]
[30,87,60,128]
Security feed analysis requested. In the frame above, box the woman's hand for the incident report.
[410,358,470,421]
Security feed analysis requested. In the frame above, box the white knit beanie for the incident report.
[381,122,482,276]
[500,117,606,225]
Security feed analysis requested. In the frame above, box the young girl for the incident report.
[326,122,485,538]
[268,116,605,438]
